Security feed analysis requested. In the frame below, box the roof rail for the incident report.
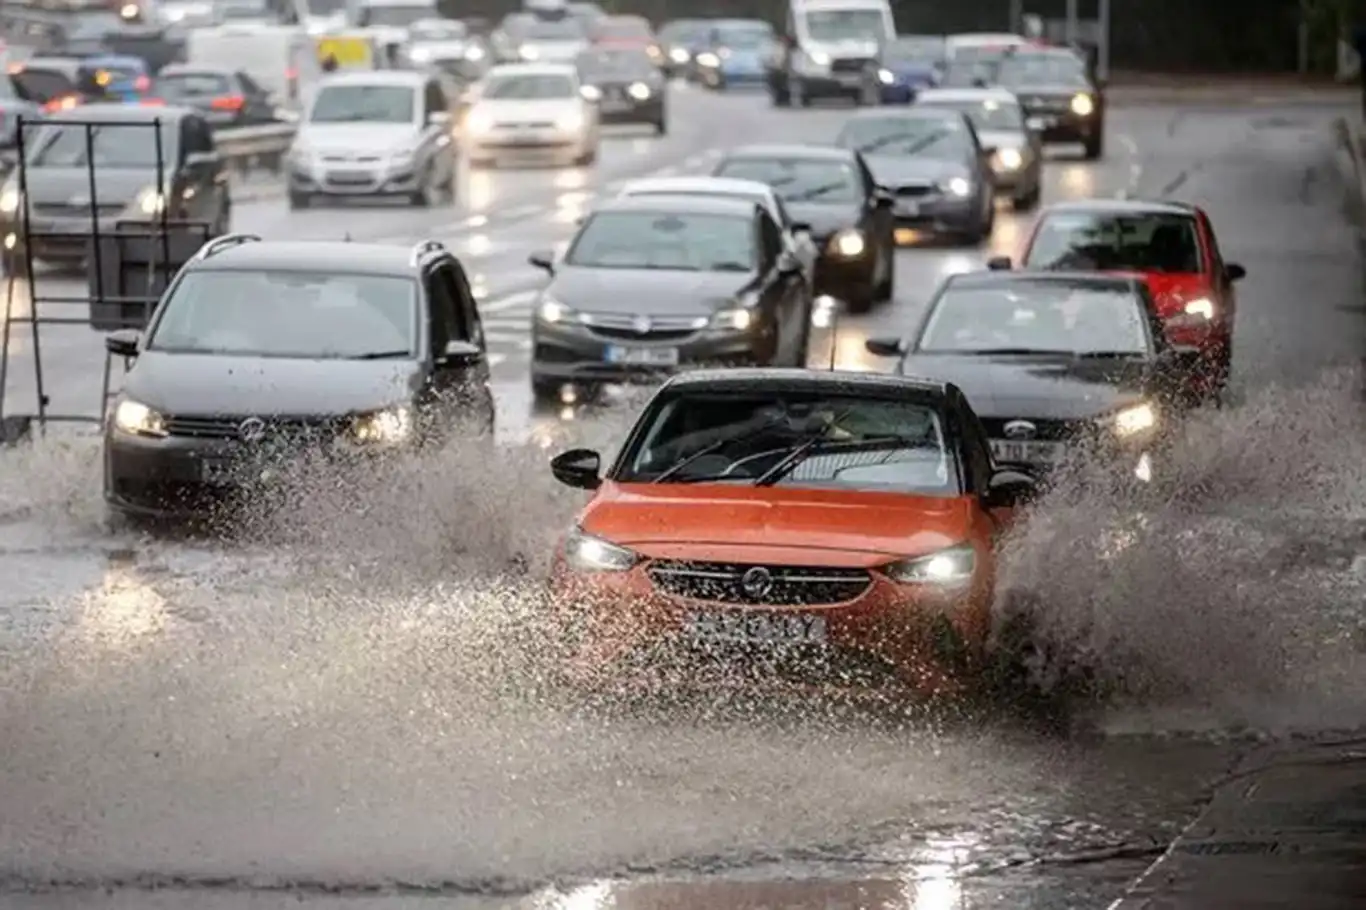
[409,239,447,265]
[190,233,261,262]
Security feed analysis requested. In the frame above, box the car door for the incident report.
[772,192,817,286]
[236,71,274,124]
[426,259,494,427]
[1197,208,1236,322]
[952,389,1012,535]
[853,151,892,273]
[959,115,996,214]
[756,206,802,362]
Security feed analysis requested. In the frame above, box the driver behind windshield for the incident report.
[918,283,1148,355]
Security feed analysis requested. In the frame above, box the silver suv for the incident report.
[287,70,457,209]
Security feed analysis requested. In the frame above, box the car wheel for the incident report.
[770,78,791,106]
[1083,131,1103,160]
[1011,183,1041,211]
[410,171,434,207]
[859,81,879,106]
[287,191,309,210]
[873,239,895,302]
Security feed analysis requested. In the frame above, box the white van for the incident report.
[767,0,894,106]
[187,22,320,109]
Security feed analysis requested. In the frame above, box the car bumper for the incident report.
[596,94,664,124]
[546,552,991,696]
[812,248,877,298]
[700,65,767,86]
[532,320,767,384]
[1025,111,1101,143]
[795,72,863,96]
[289,163,425,196]
[465,130,590,164]
[888,194,981,232]
[0,212,152,262]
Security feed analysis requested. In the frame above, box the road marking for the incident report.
[1117,133,1142,198]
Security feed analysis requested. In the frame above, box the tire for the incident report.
[409,172,433,207]
[654,117,667,136]
[1083,131,1103,160]
[1011,183,1040,211]
[872,237,894,302]
[531,376,562,406]
[287,191,309,210]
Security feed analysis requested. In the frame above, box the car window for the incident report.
[481,73,576,99]
[917,281,1150,355]
[713,157,862,204]
[153,71,233,99]
[593,16,649,38]
[1025,212,1204,273]
[836,115,972,159]
[148,270,419,358]
[617,391,957,495]
[997,52,1090,87]
[26,118,177,168]
[801,8,888,42]
[883,37,945,64]
[916,97,1023,131]
[709,22,773,48]
[309,84,416,123]
[566,211,756,272]
[12,68,74,101]
[524,19,585,39]
[181,115,214,156]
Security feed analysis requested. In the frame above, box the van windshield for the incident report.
[802,8,889,43]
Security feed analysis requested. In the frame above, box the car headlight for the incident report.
[994,147,1023,170]
[519,44,539,59]
[696,51,719,67]
[136,187,165,214]
[465,45,485,60]
[0,188,18,214]
[110,397,166,437]
[710,307,752,330]
[350,404,413,444]
[1070,93,1094,115]
[1112,403,1156,436]
[556,109,584,130]
[669,47,689,63]
[1183,297,1214,320]
[409,46,431,61]
[942,176,971,197]
[628,81,651,100]
[882,543,975,584]
[829,228,865,257]
[389,149,414,166]
[807,50,830,66]
[647,44,662,59]
[877,68,893,84]
[537,298,576,323]
[466,110,493,133]
[563,525,638,572]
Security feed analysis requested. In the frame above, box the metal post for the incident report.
[1008,0,1023,33]
[1064,0,1078,43]
[1097,0,1110,80]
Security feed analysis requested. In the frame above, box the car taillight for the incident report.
[42,94,79,113]
[211,95,245,110]
[134,74,150,92]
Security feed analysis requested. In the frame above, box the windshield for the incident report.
[83,63,143,86]
[148,270,418,358]
[567,211,755,271]
[949,42,1019,63]
[153,72,231,99]
[711,22,773,48]
[26,120,174,168]
[619,392,956,494]
[918,281,1149,355]
[309,84,415,123]
[997,52,1089,86]
[836,115,969,158]
[916,97,1023,131]
[883,36,945,63]
[802,9,889,42]
[482,73,576,99]
[525,19,585,39]
[658,19,706,42]
[576,49,654,78]
[715,157,861,204]
[362,4,433,27]
[1025,212,1204,273]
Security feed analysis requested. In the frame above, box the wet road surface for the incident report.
[1,83,1365,910]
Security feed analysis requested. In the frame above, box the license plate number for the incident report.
[328,170,371,182]
[605,345,679,365]
[990,439,1065,464]
[200,457,235,484]
[1027,115,1055,129]
[687,611,827,645]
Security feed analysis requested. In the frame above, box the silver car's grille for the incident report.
[1022,95,1072,112]
[320,154,383,163]
[580,312,707,341]
[648,560,873,606]
[892,183,935,197]
[830,57,872,74]
[163,414,346,441]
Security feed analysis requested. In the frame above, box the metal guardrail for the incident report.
[214,122,297,175]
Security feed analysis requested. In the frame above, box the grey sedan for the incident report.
[913,86,1043,210]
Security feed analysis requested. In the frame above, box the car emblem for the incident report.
[739,566,774,599]
[632,315,652,334]
[238,417,266,442]
[1003,420,1037,440]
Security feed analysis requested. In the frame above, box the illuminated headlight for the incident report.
[807,51,830,66]
[669,47,689,63]
[942,176,971,197]
[350,404,413,444]
[136,187,165,214]
[537,298,575,323]
[556,109,584,130]
[696,51,719,67]
[1183,297,1214,320]
[579,84,602,101]
[465,110,493,133]
[647,44,662,59]
[519,44,539,59]
[465,45,485,60]
[563,525,638,572]
[994,147,1023,170]
[110,398,165,437]
[1112,403,1156,436]
[882,543,975,584]
[710,307,752,330]
[409,47,431,61]
[1070,93,1094,115]
[0,188,19,214]
[829,229,865,257]
[877,68,893,84]
[628,81,651,100]
[119,2,138,19]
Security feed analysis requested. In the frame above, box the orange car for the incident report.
[544,368,1038,695]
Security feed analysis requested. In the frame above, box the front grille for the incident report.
[321,154,382,164]
[163,414,346,441]
[648,560,872,606]
[590,326,695,341]
[581,312,707,342]
[31,202,124,218]
[324,170,378,186]
[893,184,934,197]
[977,417,1075,442]
[830,56,872,74]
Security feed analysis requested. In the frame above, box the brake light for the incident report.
[211,95,245,111]
[285,67,298,80]
[42,94,80,113]
[134,74,150,92]
[141,97,165,106]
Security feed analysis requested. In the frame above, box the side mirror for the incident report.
[982,468,1035,509]
[986,255,1011,270]
[550,447,601,489]
[1224,262,1245,282]
[789,221,812,234]
[864,336,902,356]
[580,85,601,101]
[185,150,219,167]
[105,328,140,357]
[528,249,554,271]
[872,187,895,208]
[980,145,997,157]
[439,339,482,366]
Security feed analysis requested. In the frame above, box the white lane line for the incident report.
[1117,133,1141,198]
[484,331,526,345]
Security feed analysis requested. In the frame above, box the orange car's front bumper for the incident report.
[546,555,993,696]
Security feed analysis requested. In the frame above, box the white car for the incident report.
[463,64,599,168]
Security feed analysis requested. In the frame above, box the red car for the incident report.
[990,199,1245,396]
[590,14,662,65]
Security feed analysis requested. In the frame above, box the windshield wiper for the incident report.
[860,131,948,157]
[755,434,927,487]
[348,350,410,359]
[650,419,783,483]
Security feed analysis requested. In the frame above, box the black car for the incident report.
[834,107,995,244]
[865,271,1201,481]
[0,104,230,274]
[992,47,1104,159]
[149,65,278,129]
[101,236,496,518]
[575,46,666,133]
[712,143,895,312]
[655,17,709,77]
[526,195,811,403]
[861,34,945,105]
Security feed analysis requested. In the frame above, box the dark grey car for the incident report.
[834,107,995,244]
[527,194,811,404]
[992,48,1105,159]
[102,236,496,518]
[574,46,666,132]
[150,65,278,129]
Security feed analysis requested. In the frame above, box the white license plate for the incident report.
[1027,115,1055,129]
[605,345,679,365]
[991,439,1065,464]
[200,457,235,484]
[686,611,827,645]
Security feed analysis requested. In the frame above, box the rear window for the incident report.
[594,16,649,38]
[153,72,232,99]
[1025,212,1203,274]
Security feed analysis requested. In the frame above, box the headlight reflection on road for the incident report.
[76,566,169,647]
[465,233,490,256]
[536,881,613,909]
[900,835,972,910]
[464,170,494,212]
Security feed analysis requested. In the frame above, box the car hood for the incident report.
[13,167,152,206]
[123,352,421,415]
[521,39,586,60]
[297,123,418,154]
[547,267,754,314]
[897,353,1151,419]
[865,155,965,187]
[581,483,972,562]
[976,129,1026,150]
[782,201,862,239]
